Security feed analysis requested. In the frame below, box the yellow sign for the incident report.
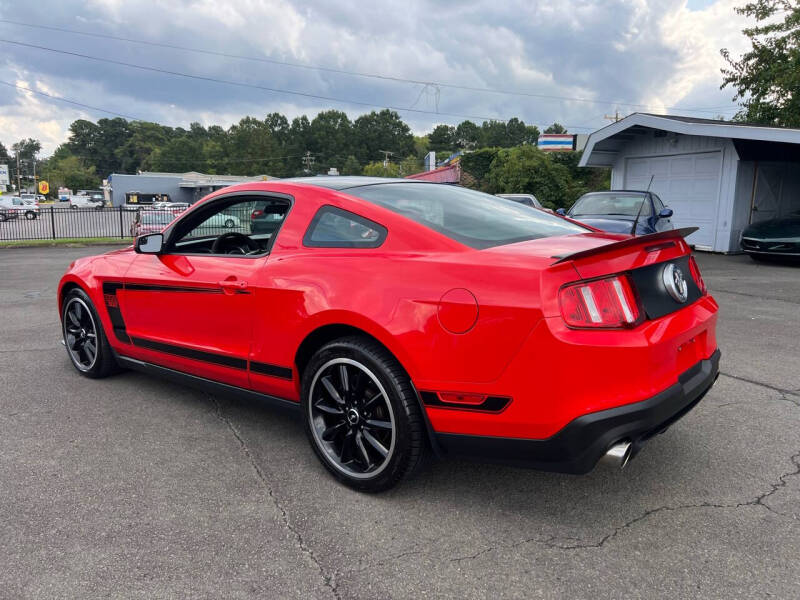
[38,180,50,195]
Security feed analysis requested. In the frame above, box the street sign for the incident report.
[39,180,49,195]
[0,164,9,185]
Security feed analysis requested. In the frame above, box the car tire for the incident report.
[301,336,427,492]
[225,218,235,228]
[61,288,119,379]
[70,204,77,209]
[25,210,36,220]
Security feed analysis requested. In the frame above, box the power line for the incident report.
[1,38,597,128]
[0,79,144,120]
[0,18,740,116]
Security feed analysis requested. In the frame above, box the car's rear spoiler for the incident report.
[551,227,699,265]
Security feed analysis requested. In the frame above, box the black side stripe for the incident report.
[102,281,130,344]
[251,361,293,380]
[126,283,223,294]
[131,337,248,370]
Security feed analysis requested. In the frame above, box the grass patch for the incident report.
[0,237,132,248]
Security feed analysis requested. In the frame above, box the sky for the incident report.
[0,0,752,156]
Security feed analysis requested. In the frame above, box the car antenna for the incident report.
[630,175,653,236]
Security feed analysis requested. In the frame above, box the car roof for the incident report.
[582,190,650,195]
[280,176,430,191]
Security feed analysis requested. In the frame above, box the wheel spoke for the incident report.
[339,430,355,464]
[314,398,343,415]
[67,309,80,327]
[66,333,77,349]
[84,340,96,362]
[322,421,347,441]
[355,431,372,469]
[364,419,392,430]
[339,364,349,393]
[321,376,345,406]
[362,392,383,410]
[362,428,389,458]
[73,302,83,323]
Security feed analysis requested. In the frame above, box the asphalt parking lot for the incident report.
[2,246,799,599]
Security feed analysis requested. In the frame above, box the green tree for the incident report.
[352,110,415,164]
[486,145,574,209]
[341,155,362,175]
[362,161,401,177]
[45,155,100,192]
[115,121,171,173]
[454,120,481,149]
[721,0,800,125]
[399,155,422,176]
[460,147,500,189]
[544,123,567,134]
[311,110,353,173]
[427,124,455,153]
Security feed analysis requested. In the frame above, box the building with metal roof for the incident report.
[579,113,800,252]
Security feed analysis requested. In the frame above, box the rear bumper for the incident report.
[434,349,720,474]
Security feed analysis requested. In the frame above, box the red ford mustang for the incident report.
[58,177,719,491]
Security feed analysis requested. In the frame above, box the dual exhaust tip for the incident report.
[599,440,633,470]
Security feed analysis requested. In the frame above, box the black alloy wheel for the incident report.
[225,218,235,228]
[302,336,427,492]
[24,210,36,220]
[62,288,119,378]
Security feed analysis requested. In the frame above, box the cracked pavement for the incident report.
[1,248,799,599]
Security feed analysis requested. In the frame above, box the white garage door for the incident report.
[624,152,722,250]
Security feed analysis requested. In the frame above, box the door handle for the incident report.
[219,279,249,294]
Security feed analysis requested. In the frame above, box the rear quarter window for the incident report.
[304,206,387,248]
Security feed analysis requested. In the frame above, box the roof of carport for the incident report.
[578,112,800,168]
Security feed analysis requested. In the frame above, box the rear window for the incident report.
[141,212,174,225]
[571,193,651,217]
[348,183,587,249]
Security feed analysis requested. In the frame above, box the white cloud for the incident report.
[0,0,755,155]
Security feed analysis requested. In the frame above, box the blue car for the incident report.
[558,191,674,235]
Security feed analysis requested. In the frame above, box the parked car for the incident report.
[496,193,543,209]
[198,211,241,229]
[251,199,289,235]
[559,191,674,235]
[130,210,176,238]
[69,194,104,209]
[740,211,800,262]
[0,207,19,222]
[58,177,719,492]
[152,201,190,214]
[0,195,39,220]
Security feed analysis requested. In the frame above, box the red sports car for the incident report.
[58,178,719,492]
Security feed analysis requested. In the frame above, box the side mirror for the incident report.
[135,233,164,254]
[556,208,567,216]
[658,207,673,219]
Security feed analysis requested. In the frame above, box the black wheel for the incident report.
[70,204,77,209]
[61,288,119,378]
[302,336,427,492]
[25,210,36,220]
[225,218,235,228]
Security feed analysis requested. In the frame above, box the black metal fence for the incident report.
[0,206,137,241]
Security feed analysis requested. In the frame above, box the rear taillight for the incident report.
[559,275,640,329]
[688,256,707,295]
[251,210,263,219]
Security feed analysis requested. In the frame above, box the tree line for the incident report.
[3,109,595,206]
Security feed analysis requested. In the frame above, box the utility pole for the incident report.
[16,151,21,194]
[302,151,315,174]
[379,150,394,167]
[604,111,622,123]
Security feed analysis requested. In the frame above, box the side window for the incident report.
[170,196,291,256]
[651,194,665,212]
[304,206,387,248]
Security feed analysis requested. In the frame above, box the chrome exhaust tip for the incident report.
[600,441,633,470]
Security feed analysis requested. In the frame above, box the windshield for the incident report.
[570,193,651,217]
[348,183,589,249]
[141,211,174,225]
